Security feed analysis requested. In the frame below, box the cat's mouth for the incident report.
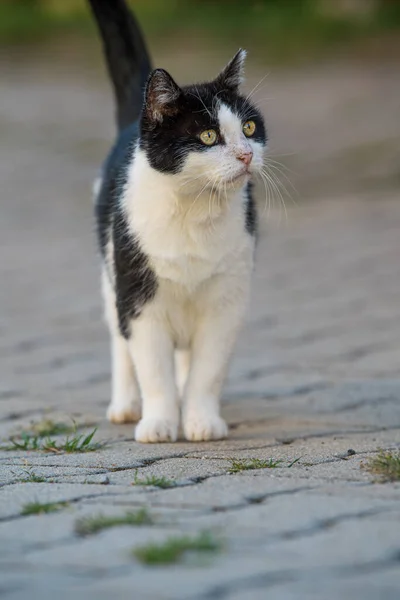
[229,167,251,183]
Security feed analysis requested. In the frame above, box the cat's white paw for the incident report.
[135,418,178,443]
[184,415,228,442]
[107,403,141,424]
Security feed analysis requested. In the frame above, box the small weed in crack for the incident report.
[75,508,152,536]
[362,450,400,482]
[228,457,302,474]
[228,458,283,473]
[132,472,176,489]
[133,531,220,565]
[21,500,69,516]
[13,468,46,483]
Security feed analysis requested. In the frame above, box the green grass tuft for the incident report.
[362,450,400,482]
[4,432,41,451]
[133,472,176,489]
[228,458,283,474]
[18,468,46,483]
[133,531,220,565]
[49,427,101,453]
[1,427,102,453]
[75,508,153,536]
[21,500,68,516]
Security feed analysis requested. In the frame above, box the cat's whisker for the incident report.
[268,151,298,159]
[263,163,294,186]
[211,89,227,114]
[265,157,298,178]
[259,171,273,220]
[187,178,213,218]
[192,87,212,119]
[259,170,275,212]
[207,176,219,231]
[263,162,298,206]
[263,162,298,208]
[237,96,269,122]
[265,157,293,170]
[244,74,269,103]
[217,177,225,210]
[261,167,288,223]
[263,163,293,197]
[178,172,207,190]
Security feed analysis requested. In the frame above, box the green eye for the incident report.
[200,129,217,145]
[243,120,256,137]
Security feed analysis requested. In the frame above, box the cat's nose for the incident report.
[237,150,253,166]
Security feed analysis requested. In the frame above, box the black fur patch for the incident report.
[140,82,267,174]
[113,207,158,338]
[95,123,139,257]
[245,181,257,236]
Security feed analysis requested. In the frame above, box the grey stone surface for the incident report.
[1,44,400,599]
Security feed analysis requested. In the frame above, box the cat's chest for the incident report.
[138,213,241,288]
[148,223,225,285]
[151,253,215,291]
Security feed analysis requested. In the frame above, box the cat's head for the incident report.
[140,50,266,194]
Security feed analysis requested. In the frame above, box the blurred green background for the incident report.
[1,1,399,204]
[1,0,400,62]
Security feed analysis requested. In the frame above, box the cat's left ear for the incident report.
[215,49,246,91]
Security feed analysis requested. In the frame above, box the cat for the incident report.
[88,0,267,443]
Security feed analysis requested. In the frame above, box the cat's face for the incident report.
[140,50,267,194]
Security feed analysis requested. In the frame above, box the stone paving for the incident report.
[0,47,400,599]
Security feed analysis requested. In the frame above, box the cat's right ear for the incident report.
[215,49,246,91]
[144,69,182,123]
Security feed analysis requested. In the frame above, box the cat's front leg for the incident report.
[183,293,247,442]
[128,316,179,443]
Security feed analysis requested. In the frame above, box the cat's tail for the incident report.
[88,0,152,132]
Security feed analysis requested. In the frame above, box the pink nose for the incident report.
[237,150,253,166]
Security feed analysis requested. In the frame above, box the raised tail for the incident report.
[88,0,152,131]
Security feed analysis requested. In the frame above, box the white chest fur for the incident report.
[123,150,254,296]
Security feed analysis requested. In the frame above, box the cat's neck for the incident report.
[126,148,247,223]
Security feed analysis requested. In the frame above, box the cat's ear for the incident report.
[144,69,182,123]
[215,49,246,91]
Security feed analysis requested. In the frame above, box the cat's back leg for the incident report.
[102,269,142,423]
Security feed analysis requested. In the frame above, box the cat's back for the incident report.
[95,123,139,255]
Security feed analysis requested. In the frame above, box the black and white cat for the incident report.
[89,0,267,443]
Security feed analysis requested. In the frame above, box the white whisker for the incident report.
[244,74,270,103]
[261,167,288,223]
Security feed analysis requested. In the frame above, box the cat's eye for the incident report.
[200,129,217,146]
[243,120,256,137]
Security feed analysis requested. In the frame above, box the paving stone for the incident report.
[0,482,147,519]
[226,568,400,600]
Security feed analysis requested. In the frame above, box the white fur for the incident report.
[104,105,264,442]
